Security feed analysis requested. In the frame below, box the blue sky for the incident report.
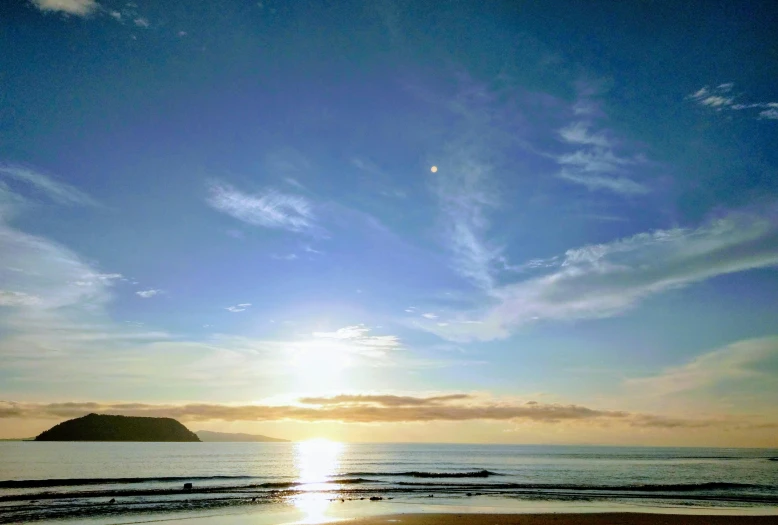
[1,0,777,445]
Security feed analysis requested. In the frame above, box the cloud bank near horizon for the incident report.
[2,395,774,432]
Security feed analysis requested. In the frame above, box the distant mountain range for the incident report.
[195,430,289,442]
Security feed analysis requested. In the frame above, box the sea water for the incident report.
[1,442,776,523]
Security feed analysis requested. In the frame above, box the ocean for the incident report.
[1,442,776,523]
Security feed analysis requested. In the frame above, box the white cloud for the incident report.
[207,181,314,233]
[626,337,778,396]
[558,122,610,147]
[689,84,778,120]
[313,324,401,349]
[29,0,97,16]
[0,165,96,207]
[135,289,160,298]
[133,17,149,27]
[701,96,733,107]
[421,312,438,319]
[225,303,251,312]
[425,210,778,342]
[759,108,778,120]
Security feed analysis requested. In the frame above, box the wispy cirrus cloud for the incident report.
[0,222,114,313]
[29,0,97,16]
[206,181,315,233]
[555,99,649,196]
[626,336,778,397]
[0,169,167,374]
[431,145,502,290]
[0,165,97,207]
[135,289,160,299]
[688,83,778,120]
[423,209,778,342]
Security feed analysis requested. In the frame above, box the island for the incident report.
[196,430,289,442]
[35,413,200,442]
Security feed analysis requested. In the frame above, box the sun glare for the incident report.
[291,439,344,523]
[289,341,351,391]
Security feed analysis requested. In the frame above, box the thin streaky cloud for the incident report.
[625,337,778,396]
[559,170,649,195]
[135,289,160,298]
[206,181,314,233]
[432,151,501,290]
[0,165,97,207]
[313,325,400,347]
[554,99,648,196]
[424,209,778,342]
[299,394,473,406]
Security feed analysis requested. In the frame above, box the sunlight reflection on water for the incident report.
[290,439,344,523]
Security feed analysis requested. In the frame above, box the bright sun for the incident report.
[289,341,351,391]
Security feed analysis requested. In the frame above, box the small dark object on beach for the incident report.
[428,494,434,497]
[388,497,394,500]
[109,498,116,504]
[341,498,345,503]
[370,496,383,501]
[360,497,365,500]
[251,497,256,502]
[29,500,35,504]
[466,493,472,496]
[183,482,193,490]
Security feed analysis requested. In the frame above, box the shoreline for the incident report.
[341,513,778,525]
[79,498,778,525]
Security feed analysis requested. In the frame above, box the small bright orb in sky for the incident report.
[430,165,438,173]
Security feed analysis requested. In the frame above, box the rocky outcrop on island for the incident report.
[35,413,200,442]
[195,430,288,442]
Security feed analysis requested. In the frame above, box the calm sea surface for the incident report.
[1,442,776,523]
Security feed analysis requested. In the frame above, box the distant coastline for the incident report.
[195,430,288,442]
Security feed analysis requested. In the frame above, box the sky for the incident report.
[1,0,777,446]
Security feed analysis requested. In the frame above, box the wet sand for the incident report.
[344,514,778,525]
